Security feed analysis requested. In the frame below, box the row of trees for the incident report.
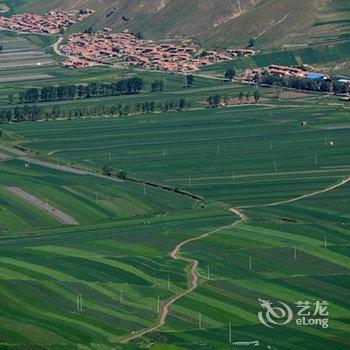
[17,77,144,104]
[0,98,190,124]
[257,73,349,95]
[13,75,197,105]
[207,91,261,108]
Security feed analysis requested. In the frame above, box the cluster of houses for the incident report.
[250,64,331,81]
[59,30,239,72]
[0,9,94,35]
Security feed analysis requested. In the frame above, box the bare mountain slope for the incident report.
[10,0,350,48]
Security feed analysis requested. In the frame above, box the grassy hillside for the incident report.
[6,0,350,49]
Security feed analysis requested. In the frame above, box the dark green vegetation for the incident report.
[1,89,349,349]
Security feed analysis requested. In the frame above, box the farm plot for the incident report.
[4,186,79,225]
[5,98,350,206]
[0,158,196,234]
[135,184,350,350]
[0,206,234,348]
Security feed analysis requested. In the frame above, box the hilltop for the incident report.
[8,0,350,48]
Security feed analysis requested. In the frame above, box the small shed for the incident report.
[328,140,334,147]
[301,121,308,127]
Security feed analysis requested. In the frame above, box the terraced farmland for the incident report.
[6,97,350,207]
[1,0,349,347]
[0,208,234,348]
[1,79,349,349]
[0,155,196,234]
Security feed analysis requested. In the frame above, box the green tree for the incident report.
[102,165,113,176]
[253,90,260,103]
[8,93,14,104]
[225,68,236,82]
[207,95,221,108]
[151,80,165,92]
[135,31,143,39]
[248,38,255,47]
[179,98,187,110]
[116,170,127,180]
[186,75,194,87]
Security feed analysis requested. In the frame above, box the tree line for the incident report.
[256,74,349,95]
[16,77,144,104]
[0,98,190,124]
[207,90,260,108]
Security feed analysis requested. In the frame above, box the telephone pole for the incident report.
[76,294,83,312]
[120,288,123,304]
[229,321,232,343]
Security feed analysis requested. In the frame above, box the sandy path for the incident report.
[120,207,246,343]
[53,36,65,57]
[120,176,350,343]
[18,156,122,183]
[240,176,350,208]
[0,145,27,156]
[4,186,79,225]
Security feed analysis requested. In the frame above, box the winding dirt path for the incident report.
[53,36,64,57]
[240,176,350,208]
[120,207,246,344]
[120,176,350,344]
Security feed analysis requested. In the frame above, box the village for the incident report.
[249,64,331,81]
[0,9,94,34]
[58,29,256,72]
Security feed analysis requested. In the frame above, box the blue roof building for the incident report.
[306,73,326,80]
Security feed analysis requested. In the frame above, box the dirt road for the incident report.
[18,156,123,182]
[240,176,350,208]
[4,186,79,225]
[120,177,350,343]
[120,207,246,343]
[53,36,64,57]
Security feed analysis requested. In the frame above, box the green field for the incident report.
[1,87,349,349]
[5,97,350,206]
[0,7,350,348]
